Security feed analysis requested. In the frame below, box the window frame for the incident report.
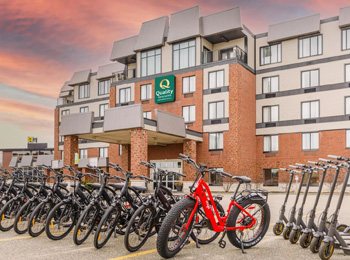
[262,105,279,123]
[172,39,196,71]
[301,69,320,88]
[345,64,350,83]
[342,28,350,51]
[260,43,282,66]
[141,48,162,77]
[208,101,225,120]
[119,87,131,104]
[99,103,109,118]
[98,79,111,96]
[208,132,224,151]
[209,167,223,186]
[346,130,350,149]
[182,75,196,94]
[143,111,152,119]
[78,84,90,99]
[140,83,152,101]
[99,147,108,158]
[301,100,320,119]
[80,149,88,159]
[79,106,89,113]
[298,34,323,59]
[61,109,70,116]
[263,169,279,187]
[182,105,196,123]
[263,135,279,153]
[208,69,225,89]
[302,132,319,151]
[262,75,279,93]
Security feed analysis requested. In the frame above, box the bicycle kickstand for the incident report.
[240,231,246,254]
[191,230,200,248]
[218,230,227,249]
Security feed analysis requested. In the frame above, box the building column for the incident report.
[54,108,61,160]
[63,135,78,175]
[130,128,148,176]
[121,144,130,172]
[183,140,197,180]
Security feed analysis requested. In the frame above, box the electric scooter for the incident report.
[282,169,305,240]
[318,155,350,260]
[288,164,314,244]
[273,168,297,236]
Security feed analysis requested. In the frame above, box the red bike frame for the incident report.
[184,178,256,232]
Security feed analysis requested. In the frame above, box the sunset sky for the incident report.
[0,0,349,148]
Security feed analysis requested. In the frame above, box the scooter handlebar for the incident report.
[328,155,340,160]
[289,165,299,169]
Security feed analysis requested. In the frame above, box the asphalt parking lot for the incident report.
[1,193,350,260]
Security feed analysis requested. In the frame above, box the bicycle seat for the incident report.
[28,182,42,188]
[213,195,223,201]
[86,183,101,189]
[232,176,251,183]
[131,186,147,193]
[199,163,207,168]
[109,183,124,190]
[58,183,69,188]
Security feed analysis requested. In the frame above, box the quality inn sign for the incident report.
[155,75,175,104]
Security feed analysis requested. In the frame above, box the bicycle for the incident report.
[156,153,270,258]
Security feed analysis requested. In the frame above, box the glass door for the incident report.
[151,160,182,190]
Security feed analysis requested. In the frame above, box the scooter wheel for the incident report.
[282,226,292,240]
[319,241,334,260]
[310,236,322,253]
[273,223,284,236]
[289,229,300,244]
[299,232,312,248]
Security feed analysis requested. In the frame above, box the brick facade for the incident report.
[63,135,78,175]
[130,128,148,176]
[183,140,197,179]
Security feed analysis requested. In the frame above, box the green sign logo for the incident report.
[155,75,175,104]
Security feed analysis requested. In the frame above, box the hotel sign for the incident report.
[155,75,175,104]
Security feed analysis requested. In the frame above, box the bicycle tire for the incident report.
[28,201,52,237]
[0,198,22,232]
[14,199,37,234]
[73,204,98,245]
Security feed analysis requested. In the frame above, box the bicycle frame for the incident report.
[185,178,256,232]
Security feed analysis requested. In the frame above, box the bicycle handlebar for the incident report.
[133,175,153,182]
[328,155,350,162]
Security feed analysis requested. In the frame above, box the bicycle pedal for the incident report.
[219,240,226,248]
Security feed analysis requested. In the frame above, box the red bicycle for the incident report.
[157,154,270,258]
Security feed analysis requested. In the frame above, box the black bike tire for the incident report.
[28,201,51,237]
[73,204,97,245]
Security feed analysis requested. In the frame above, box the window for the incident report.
[263,135,279,153]
[262,76,279,93]
[99,148,108,158]
[262,105,279,123]
[98,80,110,95]
[182,105,195,123]
[99,103,109,117]
[80,106,89,113]
[80,149,87,159]
[209,167,223,186]
[347,130,350,148]
[141,48,161,77]
[183,76,196,93]
[346,64,350,82]
[209,101,224,119]
[342,28,350,50]
[208,70,224,89]
[119,145,122,156]
[141,84,152,101]
[119,87,131,104]
[263,169,279,186]
[301,69,319,88]
[79,84,90,99]
[299,35,322,58]
[302,101,319,119]
[302,132,319,150]
[346,97,350,115]
[260,43,281,65]
[143,111,152,119]
[173,39,196,70]
[61,110,70,116]
[209,132,223,150]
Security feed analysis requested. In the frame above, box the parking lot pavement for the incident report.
[1,193,350,260]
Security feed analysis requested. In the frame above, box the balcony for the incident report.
[202,45,247,65]
[113,68,136,83]
[57,96,74,106]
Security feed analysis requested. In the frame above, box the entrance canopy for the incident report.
[60,104,202,145]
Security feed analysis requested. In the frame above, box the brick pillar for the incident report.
[63,135,78,175]
[54,108,61,160]
[108,144,118,175]
[183,140,197,180]
[130,128,148,176]
[109,86,116,108]
[121,144,130,171]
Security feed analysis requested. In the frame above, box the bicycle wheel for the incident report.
[190,200,225,244]
[45,201,77,240]
[73,204,98,245]
[0,198,22,231]
[14,200,37,234]
[94,206,121,249]
[28,201,53,237]
[226,198,270,249]
[124,204,155,252]
[157,197,195,259]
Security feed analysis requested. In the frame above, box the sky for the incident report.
[0,0,349,148]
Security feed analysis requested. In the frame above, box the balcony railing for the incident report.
[202,45,247,65]
[113,68,136,83]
